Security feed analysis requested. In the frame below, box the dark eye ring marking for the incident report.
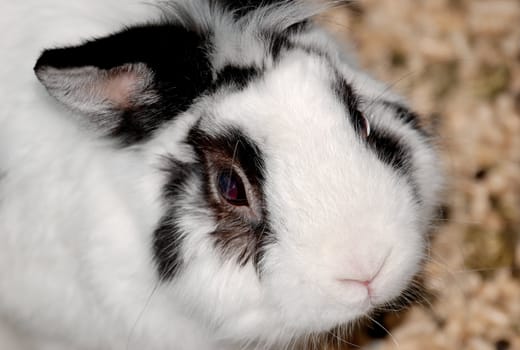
[332,76,421,203]
[333,77,370,139]
[153,158,201,281]
[187,126,274,273]
[379,100,430,137]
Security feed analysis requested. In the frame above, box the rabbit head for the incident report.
[33,0,442,346]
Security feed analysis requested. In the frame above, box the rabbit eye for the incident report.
[352,109,370,138]
[360,115,370,138]
[217,170,248,206]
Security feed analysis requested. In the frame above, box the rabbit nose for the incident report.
[335,249,391,292]
[336,277,375,297]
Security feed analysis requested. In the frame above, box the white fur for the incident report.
[0,1,443,349]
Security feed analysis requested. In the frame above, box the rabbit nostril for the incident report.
[336,277,372,288]
[336,278,375,297]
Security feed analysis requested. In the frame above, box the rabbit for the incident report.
[0,0,443,349]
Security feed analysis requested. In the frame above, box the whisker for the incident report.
[429,218,485,225]
[126,280,161,350]
[365,314,400,349]
[225,139,241,191]
[326,329,361,349]
[362,69,421,109]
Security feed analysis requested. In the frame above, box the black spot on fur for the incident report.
[334,78,368,137]
[153,213,185,281]
[381,100,429,136]
[263,20,310,60]
[252,223,274,274]
[110,106,181,146]
[35,24,212,145]
[187,127,273,273]
[218,0,312,38]
[161,157,199,199]
[153,157,200,281]
[268,32,293,59]
[35,25,210,77]
[213,65,261,90]
[333,76,422,202]
[219,0,287,18]
[366,128,410,174]
[286,19,311,34]
[366,127,421,202]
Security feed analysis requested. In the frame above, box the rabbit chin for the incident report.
[209,271,413,347]
[211,292,372,347]
[247,252,422,343]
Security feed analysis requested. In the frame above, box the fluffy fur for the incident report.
[0,1,442,349]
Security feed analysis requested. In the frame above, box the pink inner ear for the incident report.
[99,64,152,109]
[36,62,156,115]
[102,70,138,109]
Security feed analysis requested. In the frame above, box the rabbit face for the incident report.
[140,50,435,342]
[31,0,442,346]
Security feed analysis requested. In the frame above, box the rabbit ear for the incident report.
[35,62,155,117]
[34,24,212,144]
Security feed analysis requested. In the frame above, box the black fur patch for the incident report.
[268,32,294,60]
[262,19,310,60]
[153,157,200,281]
[381,100,429,136]
[213,65,261,90]
[366,128,410,174]
[334,78,368,137]
[187,126,273,273]
[153,213,185,281]
[219,0,286,17]
[161,157,199,199]
[35,24,210,79]
[286,19,311,34]
[110,107,181,146]
[35,24,212,145]
[366,127,421,202]
[335,79,421,200]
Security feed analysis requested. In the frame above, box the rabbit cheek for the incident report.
[153,158,203,281]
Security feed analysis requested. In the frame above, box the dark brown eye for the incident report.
[353,109,371,138]
[355,113,370,138]
[217,170,248,206]
[361,115,371,138]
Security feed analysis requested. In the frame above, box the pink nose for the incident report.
[335,249,390,296]
[337,277,374,297]
[337,277,371,286]
[360,279,371,287]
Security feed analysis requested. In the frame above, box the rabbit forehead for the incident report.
[199,50,419,241]
[200,50,359,154]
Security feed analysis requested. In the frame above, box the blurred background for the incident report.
[317,0,520,349]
